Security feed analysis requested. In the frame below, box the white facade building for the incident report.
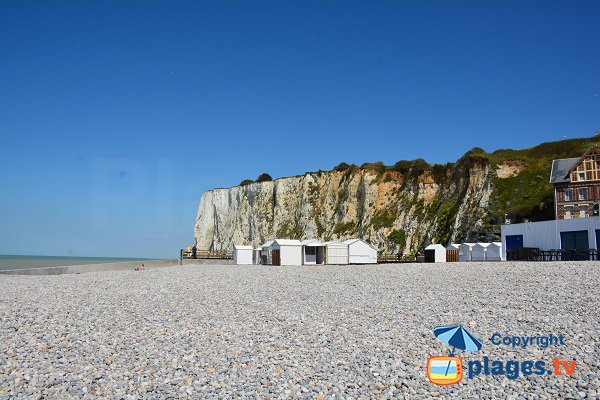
[424,244,446,263]
[343,239,378,264]
[233,245,254,265]
[501,217,600,260]
[325,241,349,265]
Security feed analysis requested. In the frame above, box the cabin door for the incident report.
[272,250,281,266]
[446,250,458,262]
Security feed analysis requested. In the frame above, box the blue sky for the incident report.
[1,1,598,258]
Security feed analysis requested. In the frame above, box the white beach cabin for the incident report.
[471,243,490,261]
[325,241,349,265]
[343,239,378,264]
[233,245,253,265]
[301,239,325,265]
[424,244,446,263]
[458,243,475,262]
[270,239,303,266]
[261,240,274,265]
[486,242,503,261]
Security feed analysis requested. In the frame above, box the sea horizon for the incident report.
[0,254,157,271]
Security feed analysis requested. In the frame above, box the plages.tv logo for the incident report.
[426,325,578,386]
[426,325,482,386]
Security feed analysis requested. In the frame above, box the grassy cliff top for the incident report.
[330,134,599,176]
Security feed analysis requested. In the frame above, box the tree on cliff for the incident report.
[256,173,273,182]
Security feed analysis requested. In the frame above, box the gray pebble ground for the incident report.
[0,262,598,399]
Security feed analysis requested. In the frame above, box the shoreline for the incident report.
[0,259,177,275]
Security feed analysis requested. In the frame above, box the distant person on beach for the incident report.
[134,264,145,271]
[192,245,197,259]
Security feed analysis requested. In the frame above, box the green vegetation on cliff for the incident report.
[484,136,599,223]
[340,135,599,226]
[229,135,599,253]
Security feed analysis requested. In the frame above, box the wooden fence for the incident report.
[180,249,233,261]
[377,253,416,263]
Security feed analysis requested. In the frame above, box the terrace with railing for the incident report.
[507,247,599,261]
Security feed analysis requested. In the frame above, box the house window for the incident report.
[586,171,593,180]
[564,190,572,201]
[579,188,588,200]
[579,207,588,218]
[565,206,573,219]
[578,172,586,181]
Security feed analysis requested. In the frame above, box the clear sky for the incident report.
[1,1,598,258]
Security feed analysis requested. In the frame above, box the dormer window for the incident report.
[578,172,585,181]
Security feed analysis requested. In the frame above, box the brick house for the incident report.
[550,147,600,219]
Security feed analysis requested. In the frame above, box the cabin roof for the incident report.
[233,245,253,250]
[273,239,302,246]
[301,239,324,246]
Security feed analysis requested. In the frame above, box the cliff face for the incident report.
[194,136,599,254]
[194,154,494,254]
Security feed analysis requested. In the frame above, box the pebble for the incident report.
[0,262,597,398]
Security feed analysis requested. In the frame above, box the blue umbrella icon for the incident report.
[433,325,483,375]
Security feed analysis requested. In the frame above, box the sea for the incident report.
[0,255,150,271]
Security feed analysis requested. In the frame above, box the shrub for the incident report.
[392,160,412,174]
[256,173,273,182]
[334,162,351,171]
[372,209,395,230]
[468,147,486,154]
[388,229,406,248]
[240,179,254,186]
[409,159,430,178]
[360,161,386,174]
[343,164,359,179]
[333,221,356,236]
[432,164,449,183]
[276,220,302,239]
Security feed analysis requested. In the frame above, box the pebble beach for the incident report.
[1,262,598,399]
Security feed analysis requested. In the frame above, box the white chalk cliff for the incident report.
[195,153,495,255]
